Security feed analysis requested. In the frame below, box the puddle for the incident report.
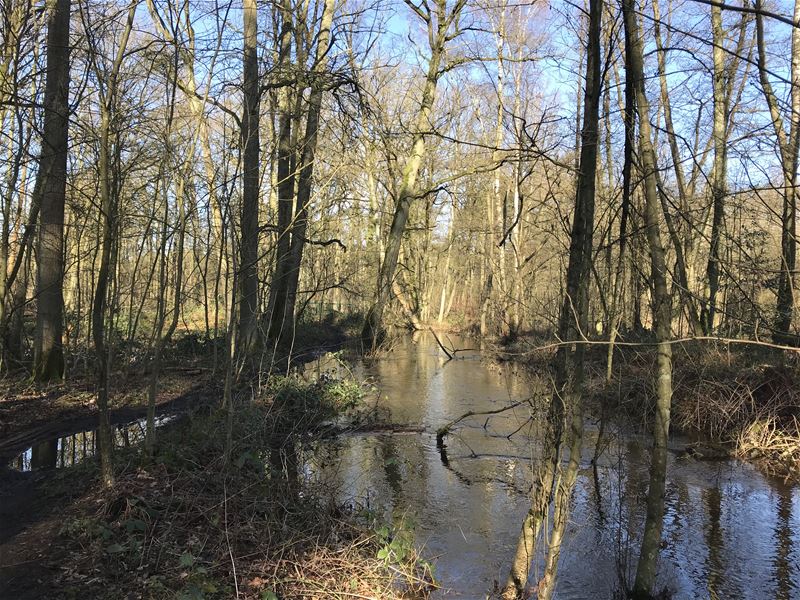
[7,414,180,472]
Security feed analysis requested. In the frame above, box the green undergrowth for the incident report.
[54,376,434,599]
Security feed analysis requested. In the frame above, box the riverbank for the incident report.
[0,374,433,599]
[0,318,357,459]
[491,335,800,482]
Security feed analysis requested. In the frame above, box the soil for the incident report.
[0,373,217,599]
[0,467,90,599]
[0,326,356,598]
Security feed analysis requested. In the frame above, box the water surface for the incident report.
[307,334,800,599]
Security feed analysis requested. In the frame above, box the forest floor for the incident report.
[0,389,432,600]
[0,333,436,598]
[494,334,800,482]
[0,318,402,599]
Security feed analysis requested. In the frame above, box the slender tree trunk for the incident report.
[651,0,702,335]
[606,43,635,382]
[502,0,602,595]
[238,0,261,353]
[88,0,136,488]
[622,0,674,594]
[93,103,117,488]
[755,0,800,343]
[33,0,70,381]
[703,1,729,334]
[484,4,506,338]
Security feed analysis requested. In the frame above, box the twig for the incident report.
[436,399,531,447]
[224,482,240,598]
[501,335,800,356]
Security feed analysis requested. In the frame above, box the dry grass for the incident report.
[736,416,800,479]
[669,356,800,480]
[584,343,800,481]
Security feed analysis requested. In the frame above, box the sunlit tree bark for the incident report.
[362,0,467,350]
[755,0,800,343]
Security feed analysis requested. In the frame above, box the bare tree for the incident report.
[755,0,800,343]
[238,0,260,354]
[361,0,467,350]
[622,0,675,593]
[85,0,138,488]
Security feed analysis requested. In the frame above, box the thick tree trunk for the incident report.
[33,0,70,381]
[361,69,440,346]
[265,0,296,345]
[238,0,261,353]
[271,0,335,348]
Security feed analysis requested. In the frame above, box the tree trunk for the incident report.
[361,1,463,350]
[622,0,674,594]
[651,0,702,335]
[702,1,729,335]
[238,0,261,353]
[33,0,70,381]
[89,0,136,488]
[266,0,296,345]
[502,0,602,595]
[755,0,800,343]
[273,0,335,348]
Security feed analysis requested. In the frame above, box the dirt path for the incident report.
[0,372,214,459]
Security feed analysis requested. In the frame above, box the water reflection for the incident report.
[8,414,179,472]
[774,485,794,600]
[306,334,800,599]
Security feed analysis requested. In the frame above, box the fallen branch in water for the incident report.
[430,328,453,360]
[436,399,532,447]
[429,329,479,361]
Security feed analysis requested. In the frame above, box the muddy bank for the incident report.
[0,382,216,463]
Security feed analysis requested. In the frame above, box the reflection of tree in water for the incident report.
[773,485,794,600]
[378,435,403,499]
[703,487,723,599]
[30,438,58,470]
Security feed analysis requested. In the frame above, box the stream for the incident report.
[5,333,799,599]
[305,333,800,599]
